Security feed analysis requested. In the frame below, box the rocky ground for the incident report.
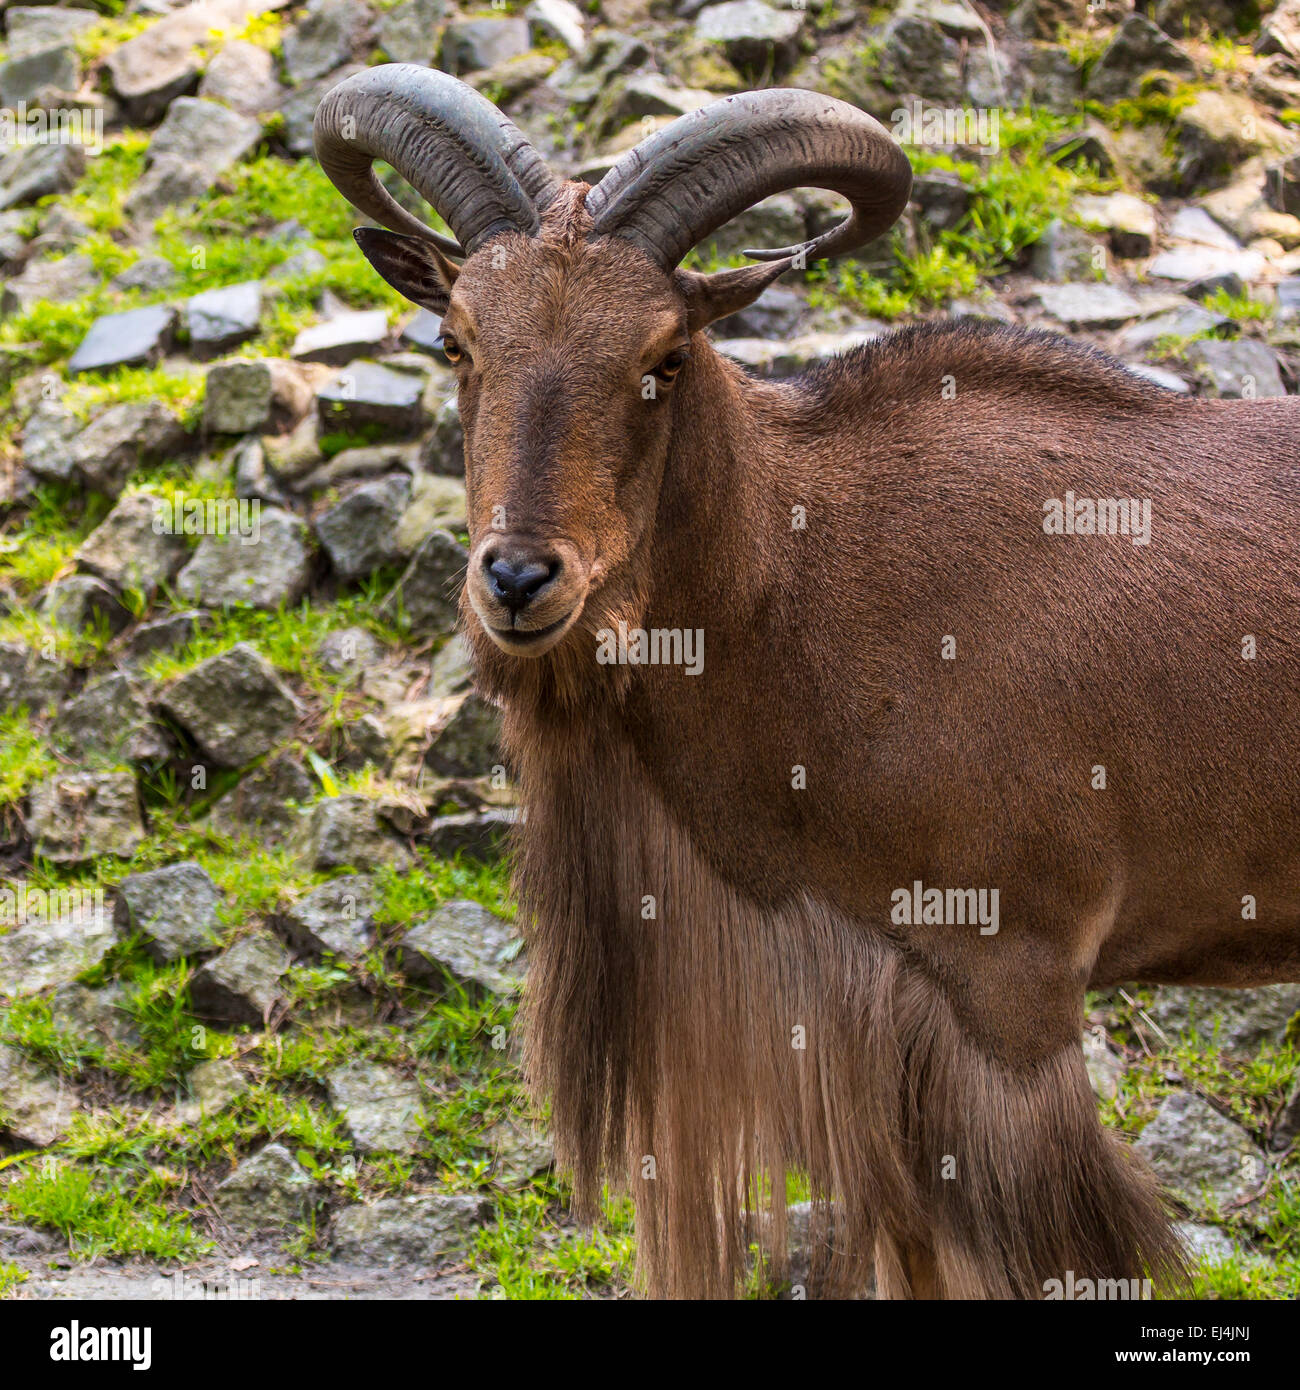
[0,0,1298,1300]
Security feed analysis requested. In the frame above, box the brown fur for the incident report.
[360,187,1300,1298]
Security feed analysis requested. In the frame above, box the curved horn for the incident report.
[584,89,913,269]
[313,64,559,258]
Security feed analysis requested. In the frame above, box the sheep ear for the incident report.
[675,259,793,335]
[353,227,459,312]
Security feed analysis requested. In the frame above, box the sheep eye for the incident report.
[439,334,465,365]
[653,349,688,382]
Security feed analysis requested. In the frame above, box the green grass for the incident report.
[0,710,59,813]
[1,1163,209,1261]
[809,109,1096,320]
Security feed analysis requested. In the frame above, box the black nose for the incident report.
[486,553,557,613]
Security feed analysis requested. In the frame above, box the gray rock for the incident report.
[614,73,715,122]
[1267,152,1300,217]
[331,1192,488,1265]
[178,1057,248,1123]
[0,1045,76,1147]
[106,0,276,123]
[0,140,84,211]
[1183,338,1287,398]
[548,29,647,105]
[699,193,805,261]
[1174,90,1273,194]
[67,402,187,498]
[0,43,79,109]
[1148,244,1266,286]
[278,874,376,960]
[316,626,385,678]
[1082,1030,1124,1100]
[441,16,530,75]
[5,7,99,60]
[206,751,315,846]
[74,491,188,598]
[424,693,501,778]
[1134,1091,1265,1212]
[198,39,282,113]
[0,639,68,715]
[204,357,312,435]
[1086,13,1196,104]
[378,0,445,65]
[327,1061,424,1154]
[191,930,292,1026]
[1146,984,1300,1052]
[1273,1082,1300,1152]
[1115,303,1230,355]
[175,506,313,610]
[56,672,172,766]
[159,642,301,767]
[26,771,144,865]
[124,157,215,223]
[480,1117,553,1183]
[525,0,585,54]
[215,1143,315,1228]
[1028,219,1105,282]
[1008,0,1089,41]
[713,329,883,378]
[1168,205,1241,250]
[49,981,138,1048]
[143,97,264,171]
[421,807,516,861]
[911,173,972,234]
[112,255,178,294]
[0,897,116,998]
[1,253,95,315]
[293,795,412,872]
[291,309,390,366]
[20,400,81,483]
[115,862,223,962]
[1175,1221,1237,1265]
[67,305,178,376]
[695,0,805,77]
[316,361,427,437]
[876,14,963,103]
[185,281,263,357]
[713,284,807,340]
[419,396,464,476]
[1257,0,1300,60]
[316,474,412,581]
[283,0,368,83]
[120,611,208,666]
[398,309,445,355]
[40,575,132,635]
[428,633,473,698]
[402,899,522,996]
[1073,192,1158,259]
[1036,282,1144,328]
[396,474,467,552]
[382,529,467,637]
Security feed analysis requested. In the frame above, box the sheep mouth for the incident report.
[485,608,577,655]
